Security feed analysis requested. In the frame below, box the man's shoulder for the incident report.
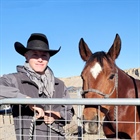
[8,72,25,78]
[0,73,20,87]
[1,72,19,79]
[2,72,28,81]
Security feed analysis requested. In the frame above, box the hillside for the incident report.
[60,67,140,87]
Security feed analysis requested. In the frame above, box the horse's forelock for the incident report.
[87,51,111,68]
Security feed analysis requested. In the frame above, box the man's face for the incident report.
[25,50,50,74]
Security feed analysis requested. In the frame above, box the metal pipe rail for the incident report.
[0,98,140,105]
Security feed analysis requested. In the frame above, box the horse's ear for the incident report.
[79,38,92,61]
[107,34,121,61]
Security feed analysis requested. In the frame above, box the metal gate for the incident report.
[0,98,140,140]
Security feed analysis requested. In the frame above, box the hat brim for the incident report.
[14,42,61,57]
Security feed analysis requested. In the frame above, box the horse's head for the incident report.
[79,34,121,134]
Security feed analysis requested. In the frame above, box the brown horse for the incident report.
[79,34,140,139]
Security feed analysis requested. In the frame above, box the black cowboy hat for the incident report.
[14,33,61,57]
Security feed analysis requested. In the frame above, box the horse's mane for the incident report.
[130,76,140,118]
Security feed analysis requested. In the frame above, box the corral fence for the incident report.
[0,93,140,139]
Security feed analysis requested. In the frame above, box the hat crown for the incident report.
[27,33,49,50]
[28,33,48,44]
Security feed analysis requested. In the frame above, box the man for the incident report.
[0,33,74,140]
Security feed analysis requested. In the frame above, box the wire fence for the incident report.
[0,97,140,140]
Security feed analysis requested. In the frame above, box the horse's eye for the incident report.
[109,74,115,79]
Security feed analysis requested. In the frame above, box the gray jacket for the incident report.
[0,66,74,140]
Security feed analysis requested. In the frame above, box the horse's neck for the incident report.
[118,68,140,98]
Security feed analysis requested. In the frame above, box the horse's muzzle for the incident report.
[83,115,99,134]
